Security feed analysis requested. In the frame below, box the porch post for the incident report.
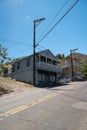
[46,57,47,63]
[39,55,41,62]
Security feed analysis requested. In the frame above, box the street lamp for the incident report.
[33,18,45,86]
[70,48,78,81]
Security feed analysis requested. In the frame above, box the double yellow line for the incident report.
[0,92,61,121]
[0,80,77,122]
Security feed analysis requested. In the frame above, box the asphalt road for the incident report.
[0,81,87,130]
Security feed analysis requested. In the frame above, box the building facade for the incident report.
[60,58,82,81]
[12,50,62,86]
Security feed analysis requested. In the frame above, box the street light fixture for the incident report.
[70,48,78,81]
[33,18,45,86]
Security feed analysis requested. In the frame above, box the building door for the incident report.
[45,74,50,82]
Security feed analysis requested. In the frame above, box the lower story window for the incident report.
[50,75,55,82]
[39,73,45,81]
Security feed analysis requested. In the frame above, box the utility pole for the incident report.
[33,21,36,86]
[70,48,78,81]
[70,50,74,81]
[33,18,45,86]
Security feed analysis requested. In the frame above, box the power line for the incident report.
[37,0,79,45]
[36,47,43,51]
[37,44,47,50]
[0,34,46,60]
[37,0,69,42]
[0,36,32,47]
[0,37,34,58]
[0,36,48,57]
[0,40,28,46]
[9,48,32,57]
[0,0,79,59]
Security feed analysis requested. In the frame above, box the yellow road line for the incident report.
[11,105,29,115]
[0,92,63,121]
[28,92,58,107]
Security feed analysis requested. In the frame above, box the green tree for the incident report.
[56,53,65,59]
[0,44,11,64]
[0,44,11,75]
[81,62,87,79]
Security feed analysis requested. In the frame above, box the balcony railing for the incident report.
[62,64,71,68]
[36,62,62,73]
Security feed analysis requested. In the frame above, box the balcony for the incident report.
[36,62,62,73]
[62,64,71,69]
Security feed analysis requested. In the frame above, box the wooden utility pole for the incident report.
[33,18,45,86]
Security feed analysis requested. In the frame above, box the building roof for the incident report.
[12,49,57,64]
[36,49,56,60]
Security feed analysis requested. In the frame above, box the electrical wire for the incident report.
[0,36,32,46]
[36,47,43,51]
[0,0,79,59]
[37,0,69,42]
[11,47,32,57]
[37,0,79,45]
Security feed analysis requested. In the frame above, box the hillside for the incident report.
[0,76,34,97]
[72,52,87,62]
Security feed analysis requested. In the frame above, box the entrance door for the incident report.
[45,75,50,82]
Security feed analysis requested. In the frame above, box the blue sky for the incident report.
[0,0,87,59]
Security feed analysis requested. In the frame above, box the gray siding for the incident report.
[12,56,33,84]
[12,50,62,85]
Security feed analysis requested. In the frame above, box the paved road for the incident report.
[0,81,87,130]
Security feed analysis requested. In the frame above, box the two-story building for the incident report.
[60,57,82,81]
[12,50,62,86]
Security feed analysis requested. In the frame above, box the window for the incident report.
[50,75,55,82]
[17,62,20,69]
[50,75,53,82]
[53,75,55,82]
[38,73,45,81]
[27,59,30,67]
[12,65,15,72]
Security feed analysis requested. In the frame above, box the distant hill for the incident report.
[71,52,87,62]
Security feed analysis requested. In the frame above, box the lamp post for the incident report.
[70,48,78,81]
[33,18,45,86]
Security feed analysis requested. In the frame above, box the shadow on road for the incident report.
[60,92,87,102]
[36,82,70,89]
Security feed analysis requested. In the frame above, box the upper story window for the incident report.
[17,62,20,69]
[53,61,57,65]
[27,59,30,67]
